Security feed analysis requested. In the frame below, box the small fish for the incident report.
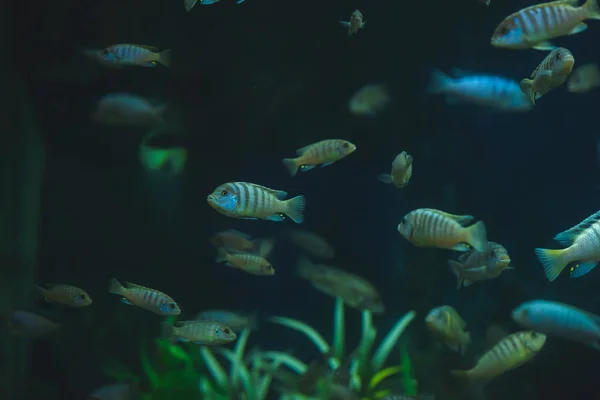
[282,139,356,177]
[195,310,258,332]
[490,0,600,50]
[216,248,275,275]
[428,69,532,111]
[297,257,385,314]
[108,278,181,316]
[448,241,512,289]
[339,10,366,36]
[520,47,574,104]
[160,320,237,345]
[36,284,92,307]
[88,383,137,400]
[512,300,600,350]
[397,209,488,252]
[285,229,335,259]
[99,44,171,67]
[377,151,413,188]
[207,182,306,224]
[348,84,390,116]
[535,210,600,281]
[425,305,471,355]
[210,229,255,251]
[567,63,600,93]
[92,93,167,127]
[4,311,60,337]
[451,331,546,384]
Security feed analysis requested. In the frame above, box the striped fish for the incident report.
[520,47,574,104]
[108,278,181,316]
[512,300,600,349]
[535,210,600,281]
[491,0,600,50]
[100,44,171,67]
[36,284,92,307]
[397,208,488,252]
[282,139,356,177]
[425,305,471,355]
[207,182,306,223]
[215,248,275,275]
[377,151,413,188]
[451,331,546,383]
[160,320,237,345]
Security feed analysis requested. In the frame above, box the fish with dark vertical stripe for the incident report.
[520,47,574,104]
[108,278,181,316]
[282,139,356,177]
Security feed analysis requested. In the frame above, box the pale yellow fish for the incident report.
[377,151,413,188]
[535,210,600,281]
[425,305,471,355]
[568,63,600,93]
[397,208,488,252]
[161,320,237,345]
[520,47,574,104]
[215,248,275,275]
[108,278,181,316]
[286,229,335,259]
[282,139,356,177]
[339,9,366,36]
[451,331,546,384]
[348,84,389,116]
[37,284,92,307]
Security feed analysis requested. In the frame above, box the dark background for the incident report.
[7,0,600,397]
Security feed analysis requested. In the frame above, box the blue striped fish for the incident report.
[108,278,181,316]
[207,182,306,223]
[100,44,171,67]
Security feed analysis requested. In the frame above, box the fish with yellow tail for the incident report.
[36,284,92,307]
[448,241,512,289]
[215,248,275,276]
[425,305,471,355]
[339,10,365,36]
[535,210,600,281]
[108,278,181,316]
[160,320,237,345]
[397,209,488,252]
[207,182,306,223]
[451,331,546,384]
[520,47,574,104]
[491,0,600,50]
[377,151,413,188]
[282,139,356,177]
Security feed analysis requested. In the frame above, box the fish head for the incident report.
[213,324,237,344]
[72,291,93,307]
[351,9,363,20]
[521,331,547,352]
[550,48,575,76]
[336,140,357,157]
[207,184,239,213]
[490,19,526,48]
[425,307,449,333]
[397,214,415,241]
[160,300,182,316]
[260,263,275,275]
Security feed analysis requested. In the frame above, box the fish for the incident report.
[108,278,181,316]
[160,320,237,345]
[425,305,471,355]
[4,311,60,337]
[36,284,92,307]
[567,63,600,93]
[285,229,335,259]
[451,331,546,384]
[185,0,245,12]
[215,248,275,275]
[207,182,306,224]
[282,139,356,177]
[448,241,512,289]
[92,93,167,127]
[297,257,385,314]
[397,209,488,252]
[520,47,574,104]
[339,10,366,36]
[88,383,137,400]
[535,210,600,281]
[377,151,413,188]
[490,0,600,50]
[512,300,600,350]
[99,44,171,67]
[195,310,258,332]
[210,230,274,257]
[348,84,390,116]
[427,69,532,111]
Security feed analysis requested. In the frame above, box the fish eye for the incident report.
[224,328,231,334]
[78,294,87,300]
[169,303,176,309]
[215,328,221,335]
[530,332,538,338]
[556,53,562,60]
[102,49,109,55]
[343,143,349,148]
[221,190,228,196]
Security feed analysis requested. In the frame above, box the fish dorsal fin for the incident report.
[124,281,150,290]
[554,210,600,245]
[430,209,475,226]
[248,183,288,199]
[296,144,315,157]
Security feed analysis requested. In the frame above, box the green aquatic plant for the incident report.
[262,297,417,399]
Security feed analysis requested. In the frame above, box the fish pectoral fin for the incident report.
[451,243,472,252]
[519,79,536,105]
[463,279,475,287]
[320,162,335,168]
[338,21,351,27]
[568,23,588,35]
[267,213,286,222]
[532,41,557,51]
[120,298,133,305]
[569,261,598,278]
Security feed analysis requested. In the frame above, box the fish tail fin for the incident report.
[254,238,275,258]
[285,195,306,224]
[376,174,393,184]
[519,79,536,104]
[215,248,229,263]
[184,0,198,11]
[450,370,470,379]
[448,260,464,289]
[158,49,172,67]
[583,0,600,19]
[34,285,48,300]
[466,221,488,252]
[535,248,569,281]
[427,69,452,94]
[160,321,174,340]
[282,158,299,177]
[108,278,124,295]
